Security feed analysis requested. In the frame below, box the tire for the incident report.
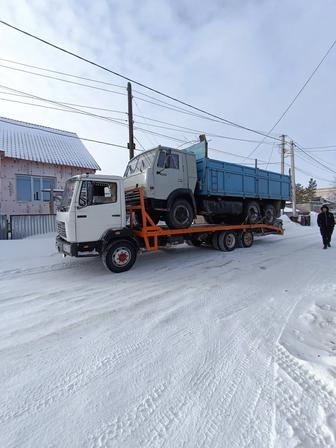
[166,198,194,229]
[212,232,220,250]
[237,231,254,248]
[217,231,236,252]
[102,239,137,273]
[245,201,261,224]
[263,204,276,225]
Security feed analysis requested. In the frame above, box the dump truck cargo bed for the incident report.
[196,158,291,200]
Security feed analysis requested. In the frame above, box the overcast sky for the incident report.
[1,0,336,187]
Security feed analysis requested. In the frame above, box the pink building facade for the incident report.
[0,152,95,216]
[0,117,100,219]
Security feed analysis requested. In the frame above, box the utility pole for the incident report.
[280,134,286,175]
[127,82,135,160]
[290,140,297,217]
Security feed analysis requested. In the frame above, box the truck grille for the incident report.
[125,189,141,206]
[56,221,67,238]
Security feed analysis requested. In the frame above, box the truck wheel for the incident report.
[263,204,276,225]
[237,231,254,248]
[218,231,236,251]
[102,239,137,273]
[166,199,193,229]
[245,201,261,224]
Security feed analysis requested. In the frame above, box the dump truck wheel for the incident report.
[102,239,137,273]
[166,199,193,229]
[263,204,276,225]
[237,231,254,248]
[245,201,261,224]
[218,231,236,252]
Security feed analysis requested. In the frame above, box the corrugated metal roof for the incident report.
[0,116,100,170]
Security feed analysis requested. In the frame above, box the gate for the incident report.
[10,214,56,240]
[0,215,8,240]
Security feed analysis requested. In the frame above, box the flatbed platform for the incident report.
[126,188,283,251]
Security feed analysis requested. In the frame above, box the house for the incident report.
[0,116,100,219]
[316,187,336,203]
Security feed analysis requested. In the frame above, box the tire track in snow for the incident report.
[0,337,153,424]
[193,303,292,448]
[89,298,262,448]
[275,344,336,411]
[93,296,292,448]
[275,376,334,446]
[90,383,169,448]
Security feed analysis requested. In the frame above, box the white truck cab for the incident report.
[56,174,140,273]
[124,146,197,228]
[56,174,126,243]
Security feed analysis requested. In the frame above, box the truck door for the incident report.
[75,180,123,242]
[154,149,187,200]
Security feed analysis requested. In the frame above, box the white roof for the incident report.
[0,116,100,170]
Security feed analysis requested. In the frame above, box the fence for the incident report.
[10,214,56,240]
[0,215,8,240]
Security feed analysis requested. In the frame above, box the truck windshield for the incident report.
[58,179,76,211]
[124,150,156,177]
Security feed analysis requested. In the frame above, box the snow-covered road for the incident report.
[1,220,336,447]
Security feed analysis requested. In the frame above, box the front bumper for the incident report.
[56,236,102,257]
[56,235,77,256]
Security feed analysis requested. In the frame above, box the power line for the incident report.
[0,63,127,96]
[295,142,336,175]
[0,117,141,152]
[0,20,282,142]
[0,83,130,129]
[244,36,336,160]
[0,90,279,154]
[0,57,125,88]
[0,96,127,120]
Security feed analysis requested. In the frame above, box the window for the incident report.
[78,181,117,207]
[59,179,76,211]
[16,175,56,202]
[157,151,179,169]
[16,175,31,202]
[124,150,156,177]
[92,182,117,205]
[33,177,41,201]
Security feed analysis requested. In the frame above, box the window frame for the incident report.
[16,174,56,203]
[78,181,118,208]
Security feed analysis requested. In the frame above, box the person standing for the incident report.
[317,204,335,249]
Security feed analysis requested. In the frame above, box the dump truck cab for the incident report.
[124,146,198,228]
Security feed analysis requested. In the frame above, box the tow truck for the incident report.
[56,174,283,273]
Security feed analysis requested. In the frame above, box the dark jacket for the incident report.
[317,206,335,230]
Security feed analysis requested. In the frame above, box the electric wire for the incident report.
[0,20,282,142]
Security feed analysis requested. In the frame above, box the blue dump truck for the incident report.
[124,137,291,229]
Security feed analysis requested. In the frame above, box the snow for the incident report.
[1,223,336,447]
[0,116,100,169]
